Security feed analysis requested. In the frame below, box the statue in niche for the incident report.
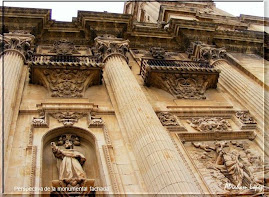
[51,134,86,180]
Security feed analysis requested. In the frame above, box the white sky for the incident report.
[3,1,268,22]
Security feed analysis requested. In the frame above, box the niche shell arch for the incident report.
[41,126,104,192]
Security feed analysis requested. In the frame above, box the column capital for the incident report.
[94,34,129,62]
[1,31,35,62]
[187,41,227,62]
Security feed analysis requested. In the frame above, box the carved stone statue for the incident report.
[51,140,86,180]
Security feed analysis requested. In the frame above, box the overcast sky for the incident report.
[3,1,268,22]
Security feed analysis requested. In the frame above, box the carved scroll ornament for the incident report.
[32,110,48,127]
[188,117,232,132]
[236,111,256,124]
[50,112,87,126]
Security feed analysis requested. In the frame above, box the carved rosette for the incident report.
[156,73,209,99]
[50,112,87,126]
[187,42,227,61]
[1,32,34,61]
[187,117,232,132]
[235,111,257,130]
[94,34,129,62]
[43,69,94,98]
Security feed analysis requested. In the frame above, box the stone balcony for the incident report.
[140,58,220,99]
[29,54,104,98]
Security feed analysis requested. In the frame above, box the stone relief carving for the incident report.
[187,117,232,132]
[43,69,93,98]
[236,111,257,124]
[156,73,208,99]
[49,39,79,55]
[32,110,48,127]
[51,134,94,195]
[50,112,87,126]
[187,42,227,61]
[94,34,129,62]
[149,47,166,59]
[157,112,179,126]
[189,140,268,194]
[1,33,34,60]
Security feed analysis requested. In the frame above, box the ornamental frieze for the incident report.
[187,117,232,132]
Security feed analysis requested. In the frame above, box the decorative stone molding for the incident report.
[1,32,34,61]
[235,111,257,130]
[157,112,187,132]
[155,73,212,99]
[49,39,79,55]
[158,112,179,126]
[187,117,232,132]
[102,145,120,194]
[56,134,81,146]
[43,69,94,98]
[94,34,129,62]
[190,140,267,194]
[32,110,48,127]
[88,114,104,128]
[49,112,87,126]
[187,41,227,61]
[149,47,166,59]
[177,130,256,142]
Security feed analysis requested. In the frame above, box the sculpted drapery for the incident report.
[51,140,86,180]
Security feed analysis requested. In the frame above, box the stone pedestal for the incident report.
[95,35,201,195]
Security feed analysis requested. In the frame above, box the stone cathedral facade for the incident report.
[0,1,269,196]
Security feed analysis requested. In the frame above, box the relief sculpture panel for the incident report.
[184,140,268,194]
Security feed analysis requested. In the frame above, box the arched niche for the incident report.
[41,126,102,190]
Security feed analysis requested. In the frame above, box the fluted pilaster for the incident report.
[0,32,34,153]
[213,60,268,152]
[95,36,201,195]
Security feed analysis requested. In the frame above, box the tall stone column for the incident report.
[95,35,201,195]
[0,32,34,154]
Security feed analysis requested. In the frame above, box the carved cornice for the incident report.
[187,41,227,61]
[94,34,129,62]
[0,32,35,61]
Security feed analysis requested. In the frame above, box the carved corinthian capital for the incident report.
[0,32,35,61]
[94,34,129,62]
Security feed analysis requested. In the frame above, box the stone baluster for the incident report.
[95,35,201,195]
[0,32,34,154]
